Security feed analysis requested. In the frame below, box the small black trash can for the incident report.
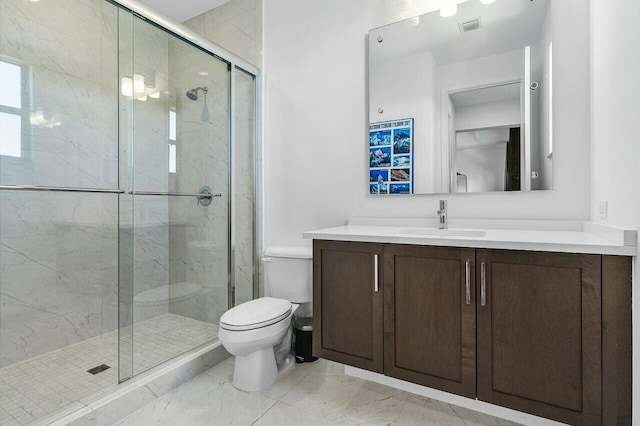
[294,317,318,363]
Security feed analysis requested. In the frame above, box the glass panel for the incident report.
[120,15,231,376]
[234,68,257,305]
[0,0,120,422]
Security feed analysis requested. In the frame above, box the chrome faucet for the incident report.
[437,200,447,229]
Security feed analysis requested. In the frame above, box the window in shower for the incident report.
[0,60,22,157]
[169,144,177,173]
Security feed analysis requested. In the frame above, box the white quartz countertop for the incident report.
[303,221,637,256]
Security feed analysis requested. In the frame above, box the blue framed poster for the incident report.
[369,118,414,194]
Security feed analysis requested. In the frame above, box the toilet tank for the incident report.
[263,246,312,303]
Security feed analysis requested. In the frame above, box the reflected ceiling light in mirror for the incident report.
[396,0,412,12]
[121,77,133,97]
[440,5,458,17]
[480,0,496,4]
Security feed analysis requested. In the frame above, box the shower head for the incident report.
[186,86,208,101]
[186,90,198,101]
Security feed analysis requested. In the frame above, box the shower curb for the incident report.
[34,341,229,426]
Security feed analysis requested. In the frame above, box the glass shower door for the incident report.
[118,13,231,381]
[0,0,121,421]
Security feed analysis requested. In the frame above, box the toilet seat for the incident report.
[220,297,292,331]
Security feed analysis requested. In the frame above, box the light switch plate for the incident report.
[598,201,608,220]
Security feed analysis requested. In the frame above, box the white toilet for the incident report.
[218,246,312,392]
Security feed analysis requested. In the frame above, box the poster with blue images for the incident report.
[369,118,413,195]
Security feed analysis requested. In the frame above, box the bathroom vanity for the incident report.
[304,221,634,425]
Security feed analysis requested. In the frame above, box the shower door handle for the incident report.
[128,191,221,198]
[128,187,221,206]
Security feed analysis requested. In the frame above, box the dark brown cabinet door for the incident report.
[476,249,602,425]
[383,245,476,398]
[312,240,384,372]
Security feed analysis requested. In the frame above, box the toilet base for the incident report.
[232,352,297,393]
[221,303,300,393]
[232,347,279,392]
[278,353,295,375]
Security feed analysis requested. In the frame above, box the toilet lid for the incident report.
[220,297,292,331]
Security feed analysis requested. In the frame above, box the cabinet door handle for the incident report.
[481,261,486,307]
[374,254,379,293]
[465,261,471,305]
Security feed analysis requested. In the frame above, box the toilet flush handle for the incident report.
[262,257,272,263]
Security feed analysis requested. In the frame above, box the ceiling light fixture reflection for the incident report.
[396,0,412,12]
[133,74,145,93]
[121,77,133,97]
[480,0,496,4]
[30,109,61,127]
[440,5,458,17]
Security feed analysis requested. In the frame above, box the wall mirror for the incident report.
[368,0,560,195]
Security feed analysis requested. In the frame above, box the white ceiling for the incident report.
[457,127,510,149]
[371,0,550,65]
[137,0,230,22]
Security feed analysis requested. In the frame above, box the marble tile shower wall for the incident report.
[167,40,230,324]
[185,0,261,305]
[0,0,120,367]
[184,0,262,68]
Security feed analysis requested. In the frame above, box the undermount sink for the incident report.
[397,228,487,238]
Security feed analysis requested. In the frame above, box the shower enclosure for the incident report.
[0,0,258,423]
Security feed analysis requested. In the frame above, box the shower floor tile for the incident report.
[0,313,218,425]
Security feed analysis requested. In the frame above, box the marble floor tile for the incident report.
[393,394,520,426]
[203,356,235,382]
[251,401,336,426]
[116,358,523,426]
[280,370,408,426]
[0,314,217,425]
[112,374,277,426]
